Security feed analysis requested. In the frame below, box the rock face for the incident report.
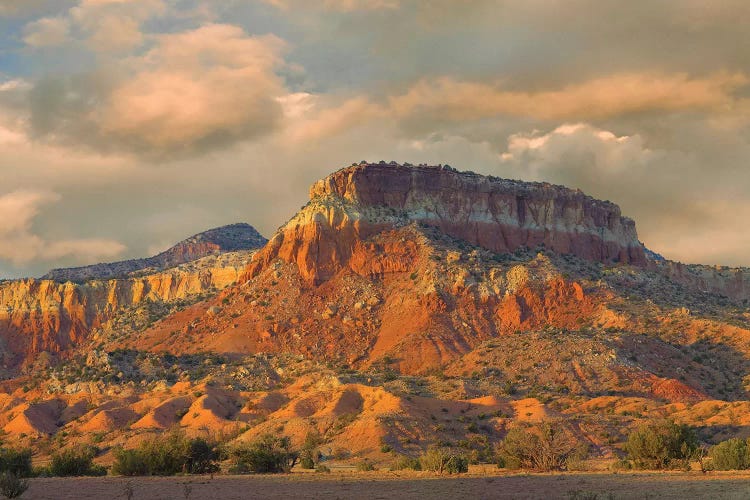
[247,163,645,285]
[43,223,267,282]
[0,252,255,371]
[656,261,750,304]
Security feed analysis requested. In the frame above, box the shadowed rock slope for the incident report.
[42,223,267,282]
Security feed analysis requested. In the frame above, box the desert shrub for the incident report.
[50,446,106,476]
[229,435,298,474]
[355,460,375,471]
[0,472,28,498]
[708,438,750,470]
[315,464,331,473]
[114,431,189,476]
[299,431,322,469]
[186,438,219,474]
[112,449,149,477]
[391,455,421,471]
[609,459,632,471]
[420,446,468,474]
[625,419,697,470]
[112,431,218,476]
[299,453,316,470]
[497,421,582,471]
[0,448,32,478]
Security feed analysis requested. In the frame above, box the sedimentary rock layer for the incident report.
[0,255,249,367]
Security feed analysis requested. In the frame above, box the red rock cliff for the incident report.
[246,163,646,285]
[0,254,250,370]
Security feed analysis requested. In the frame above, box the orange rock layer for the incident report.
[0,263,244,368]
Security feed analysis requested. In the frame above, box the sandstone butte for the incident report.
[246,162,646,286]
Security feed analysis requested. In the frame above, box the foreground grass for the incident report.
[18,470,750,500]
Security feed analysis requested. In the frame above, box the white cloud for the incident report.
[91,24,287,153]
[500,123,653,176]
[264,0,399,11]
[22,17,70,47]
[23,22,289,157]
[0,190,125,265]
[22,0,166,51]
[389,72,749,123]
[5,0,750,275]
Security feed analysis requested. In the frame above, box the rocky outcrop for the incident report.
[43,223,267,282]
[246,162,645,285]
[656,261,750,304]
[0,252,253,369]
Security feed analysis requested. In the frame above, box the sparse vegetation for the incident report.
[0,448,32,478]
[419,446,468,474]
[112,431,218,476]
[355,460,375,471]
[708,438,750,470]
[391,455,421,471]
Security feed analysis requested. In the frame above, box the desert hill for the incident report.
[0,162,749,467]
[42,223,267,282]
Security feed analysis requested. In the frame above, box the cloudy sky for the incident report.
[0,0,748,278]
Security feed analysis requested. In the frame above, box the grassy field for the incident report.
[19,470,750,499]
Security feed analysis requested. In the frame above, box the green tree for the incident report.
[112,430,219,476]
[497,421,582,471]
[299,431,322,469]
[708,438,750,470]
[625,419,697,469]
[0,472,28,498]
[50,446,106,476]
[230,435,298,474]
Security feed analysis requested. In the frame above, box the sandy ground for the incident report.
[20,471,750,500]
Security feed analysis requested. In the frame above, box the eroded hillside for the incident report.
[1,163,749,468]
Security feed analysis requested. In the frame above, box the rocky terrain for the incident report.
[0,162,749,471]
[0,252,252,374]
[42,223,266,282]
[0,224,266,375]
